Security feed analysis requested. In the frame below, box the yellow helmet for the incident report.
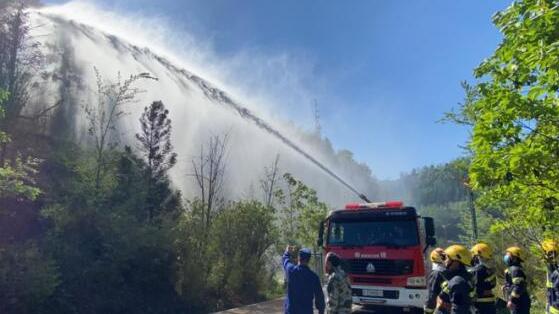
[506,246,526,262]
[542,239,558,254]
[445,245,473,266]
[471,243,493,259]
[430,247,445,263]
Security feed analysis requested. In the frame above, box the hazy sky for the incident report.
[43,0,511,179]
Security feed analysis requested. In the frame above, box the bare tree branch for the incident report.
[260,154,280,207]
[190,133,230,230]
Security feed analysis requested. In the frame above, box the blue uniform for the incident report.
[547,263,557,314]
[504,264,530,314]
[470,263,496,314]
[283,252,325,314]
[425,266,447,313]
[549,268,559,314]
[437,265,474,314]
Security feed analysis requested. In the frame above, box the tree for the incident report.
[136,101,177,220]
[85,68,156,190]
[41,146,185,314]
[276,173,329,249]
[0,241,59,313]
[452,0,559,246]
[190,133,229,231]
[0,0,49,164]
[0,0,42,122]
[260,154,280,208]
[0,87,51,313]
[397,158,470,207]
[136,101,177,178]
[0,89,39,200]
[206,201,277,310]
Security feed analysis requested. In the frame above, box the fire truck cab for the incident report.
[317,201,436,312]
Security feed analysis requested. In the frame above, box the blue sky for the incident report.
[45,0,511,179]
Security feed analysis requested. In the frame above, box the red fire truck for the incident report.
[317,201,436,312]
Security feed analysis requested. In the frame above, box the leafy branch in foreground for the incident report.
[0,88,40,201]
[451,0,559,245]
[84,67,157,189]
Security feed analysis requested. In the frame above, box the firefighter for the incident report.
[549,255,559,314]
[470,243,496,314]
[436,245,475,314]
[503,246,530,314]
[543,239,558,314]
[425,248,447,314]
[324,252,352,314]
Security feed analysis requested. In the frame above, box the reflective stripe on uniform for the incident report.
[476,296,496,303]
[547,279,553,288]
[550,306,559,314]
[512,277,524,284]
[511,291,520,298]
[485,274,496,282]
[441,281,450,294]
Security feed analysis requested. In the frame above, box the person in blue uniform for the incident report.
[470,243,496,314]
[543,240,558,314]
[503,246,530,314]
[549,263,559,314]
[436,245,475,314]
[425,247,447,314]
[283,246,325,314]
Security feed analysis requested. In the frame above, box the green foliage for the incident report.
[0,155,40,200]
[136,101,177,178]
[389,159,473,246]
[173,199,280,312]
[208,201,277,309]
[0,242,59,313]
[398,158,470,207]
[445,0,559,303]
[0,89,40,201]
[136,101,178,221]
[41,145,186,314]
[420,202,468,246]
[275,173,329,249]
[477,0,558,231]
[85,68,156,189]
[453,0,559,246]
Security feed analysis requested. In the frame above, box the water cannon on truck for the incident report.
[317,200,436,312]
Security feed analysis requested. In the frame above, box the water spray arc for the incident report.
[152,55,371,202]
[186,70,372,203]
[32,9,372,203]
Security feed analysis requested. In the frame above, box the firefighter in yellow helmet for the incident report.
[436,245,475,314]
[543,239,559,314]
[503,246,530,314]
[469,243,496,314]
[425,248,448,313]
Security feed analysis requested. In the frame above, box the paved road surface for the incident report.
[214,299,415,314]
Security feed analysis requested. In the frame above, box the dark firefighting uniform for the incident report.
[548,263,558,314]
[425,265,447,313]
[549,267,559,314]
[504,263,530,314]
[470,262,496,314]
[436,265,474,314]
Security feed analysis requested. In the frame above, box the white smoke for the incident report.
[27,1,381,207]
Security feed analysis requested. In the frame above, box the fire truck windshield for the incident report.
[327,219,419,248]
